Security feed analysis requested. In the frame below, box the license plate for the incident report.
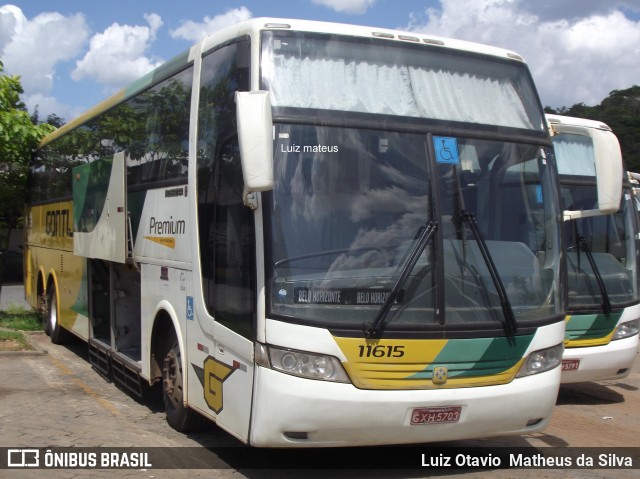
[562,359,581,371]
[411,406,462,425]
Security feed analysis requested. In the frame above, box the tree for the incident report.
[0,60,55,297]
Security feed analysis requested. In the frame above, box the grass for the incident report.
[0,330,32,350]
[0,304,40,351]
[0,304,41,331]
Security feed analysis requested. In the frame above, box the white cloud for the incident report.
[312,0,376,14]
[0,5,89,95]
[72,13,164,89]
[22,92,82,123]
[170,7,252,43]
[407,0,640,108]
[516,0,640,22]
[0,5,26,52]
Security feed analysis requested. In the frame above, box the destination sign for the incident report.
[293,288,395,305]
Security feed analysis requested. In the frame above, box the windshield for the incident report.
[265,124,562,330]
[553,132,640,311]
[561,183,640,310]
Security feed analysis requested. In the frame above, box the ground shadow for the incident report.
[556,381,626,406]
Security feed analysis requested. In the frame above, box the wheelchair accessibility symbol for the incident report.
[433,136,460,165]
[186,296,194,321]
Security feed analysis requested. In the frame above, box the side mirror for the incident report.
[236,90,274,207]
[549,117,623,221]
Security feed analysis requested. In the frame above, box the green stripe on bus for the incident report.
[408,334,534,379]
[565,313,620,341]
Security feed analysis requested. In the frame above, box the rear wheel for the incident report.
[162,335,205,432]
[39,288,51,336]
[48,287,68,344]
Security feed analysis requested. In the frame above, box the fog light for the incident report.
[526,418,543,427]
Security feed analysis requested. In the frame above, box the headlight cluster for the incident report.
[256,344,350,383]
[516,343,564,377]
[612,319,640,341]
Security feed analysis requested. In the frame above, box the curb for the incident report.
[0,349,47,357]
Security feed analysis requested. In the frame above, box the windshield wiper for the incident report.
[364,220,437,338]
[576,234,612,314]
[461,211,518,334]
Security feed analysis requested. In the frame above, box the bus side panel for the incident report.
[131,186,191,264]
[134,184,192,382]
[24,202,89,340]
[186,307,256,444]
[140,263,189,381]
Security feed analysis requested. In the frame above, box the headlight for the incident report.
[516,343,564,377]
[255,344,350,383]
[612,319,639,341]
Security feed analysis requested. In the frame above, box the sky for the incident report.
[1,0,640,122]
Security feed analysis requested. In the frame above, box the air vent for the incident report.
[372,31,394,39]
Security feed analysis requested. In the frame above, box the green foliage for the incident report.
[0,330,31,350]
[545,86,640,172]
[0,59,56,287]
[0,60,55,230]
[0,295,36,351]
[0,308,40,331]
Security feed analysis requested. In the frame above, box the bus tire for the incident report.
[162,335,205,432]
[48,287,68,344]
[40,288,51,336]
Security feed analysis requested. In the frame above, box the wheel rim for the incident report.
[163,347,184,408]
[49,294,57,332]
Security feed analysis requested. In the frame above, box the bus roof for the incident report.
[546,113,612,132]
[201,17,528,62]
[41,17,529,148]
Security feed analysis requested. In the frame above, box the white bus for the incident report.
[25,19,621,447]
[548,114,640,383]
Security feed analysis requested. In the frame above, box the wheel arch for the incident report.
[149,301,187,397]
[35,267,47,306]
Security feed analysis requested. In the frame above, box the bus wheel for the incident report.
[48,287,67,344]
[162,337,204,432]
[40,289,51,336]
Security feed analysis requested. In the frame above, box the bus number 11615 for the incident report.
[358,345,405,358]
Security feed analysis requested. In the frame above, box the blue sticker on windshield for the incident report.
[433,136,460,164]
[536,184,543,204]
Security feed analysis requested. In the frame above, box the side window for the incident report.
[126,67,193,188]
[197,39,254,338]
[33,66,193,205]
[32,121,99,203]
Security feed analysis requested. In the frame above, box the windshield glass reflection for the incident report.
[266,124,561,329]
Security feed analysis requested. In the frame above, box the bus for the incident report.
[548,114,640,383]
[25,18,621,447]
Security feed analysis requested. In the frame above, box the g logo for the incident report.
[203,356,235,413]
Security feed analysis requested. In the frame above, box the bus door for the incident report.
[73,151,127,263]
[189,135,257,442]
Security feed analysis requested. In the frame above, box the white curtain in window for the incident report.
[268,56,535,129]
[553,135,596,176]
